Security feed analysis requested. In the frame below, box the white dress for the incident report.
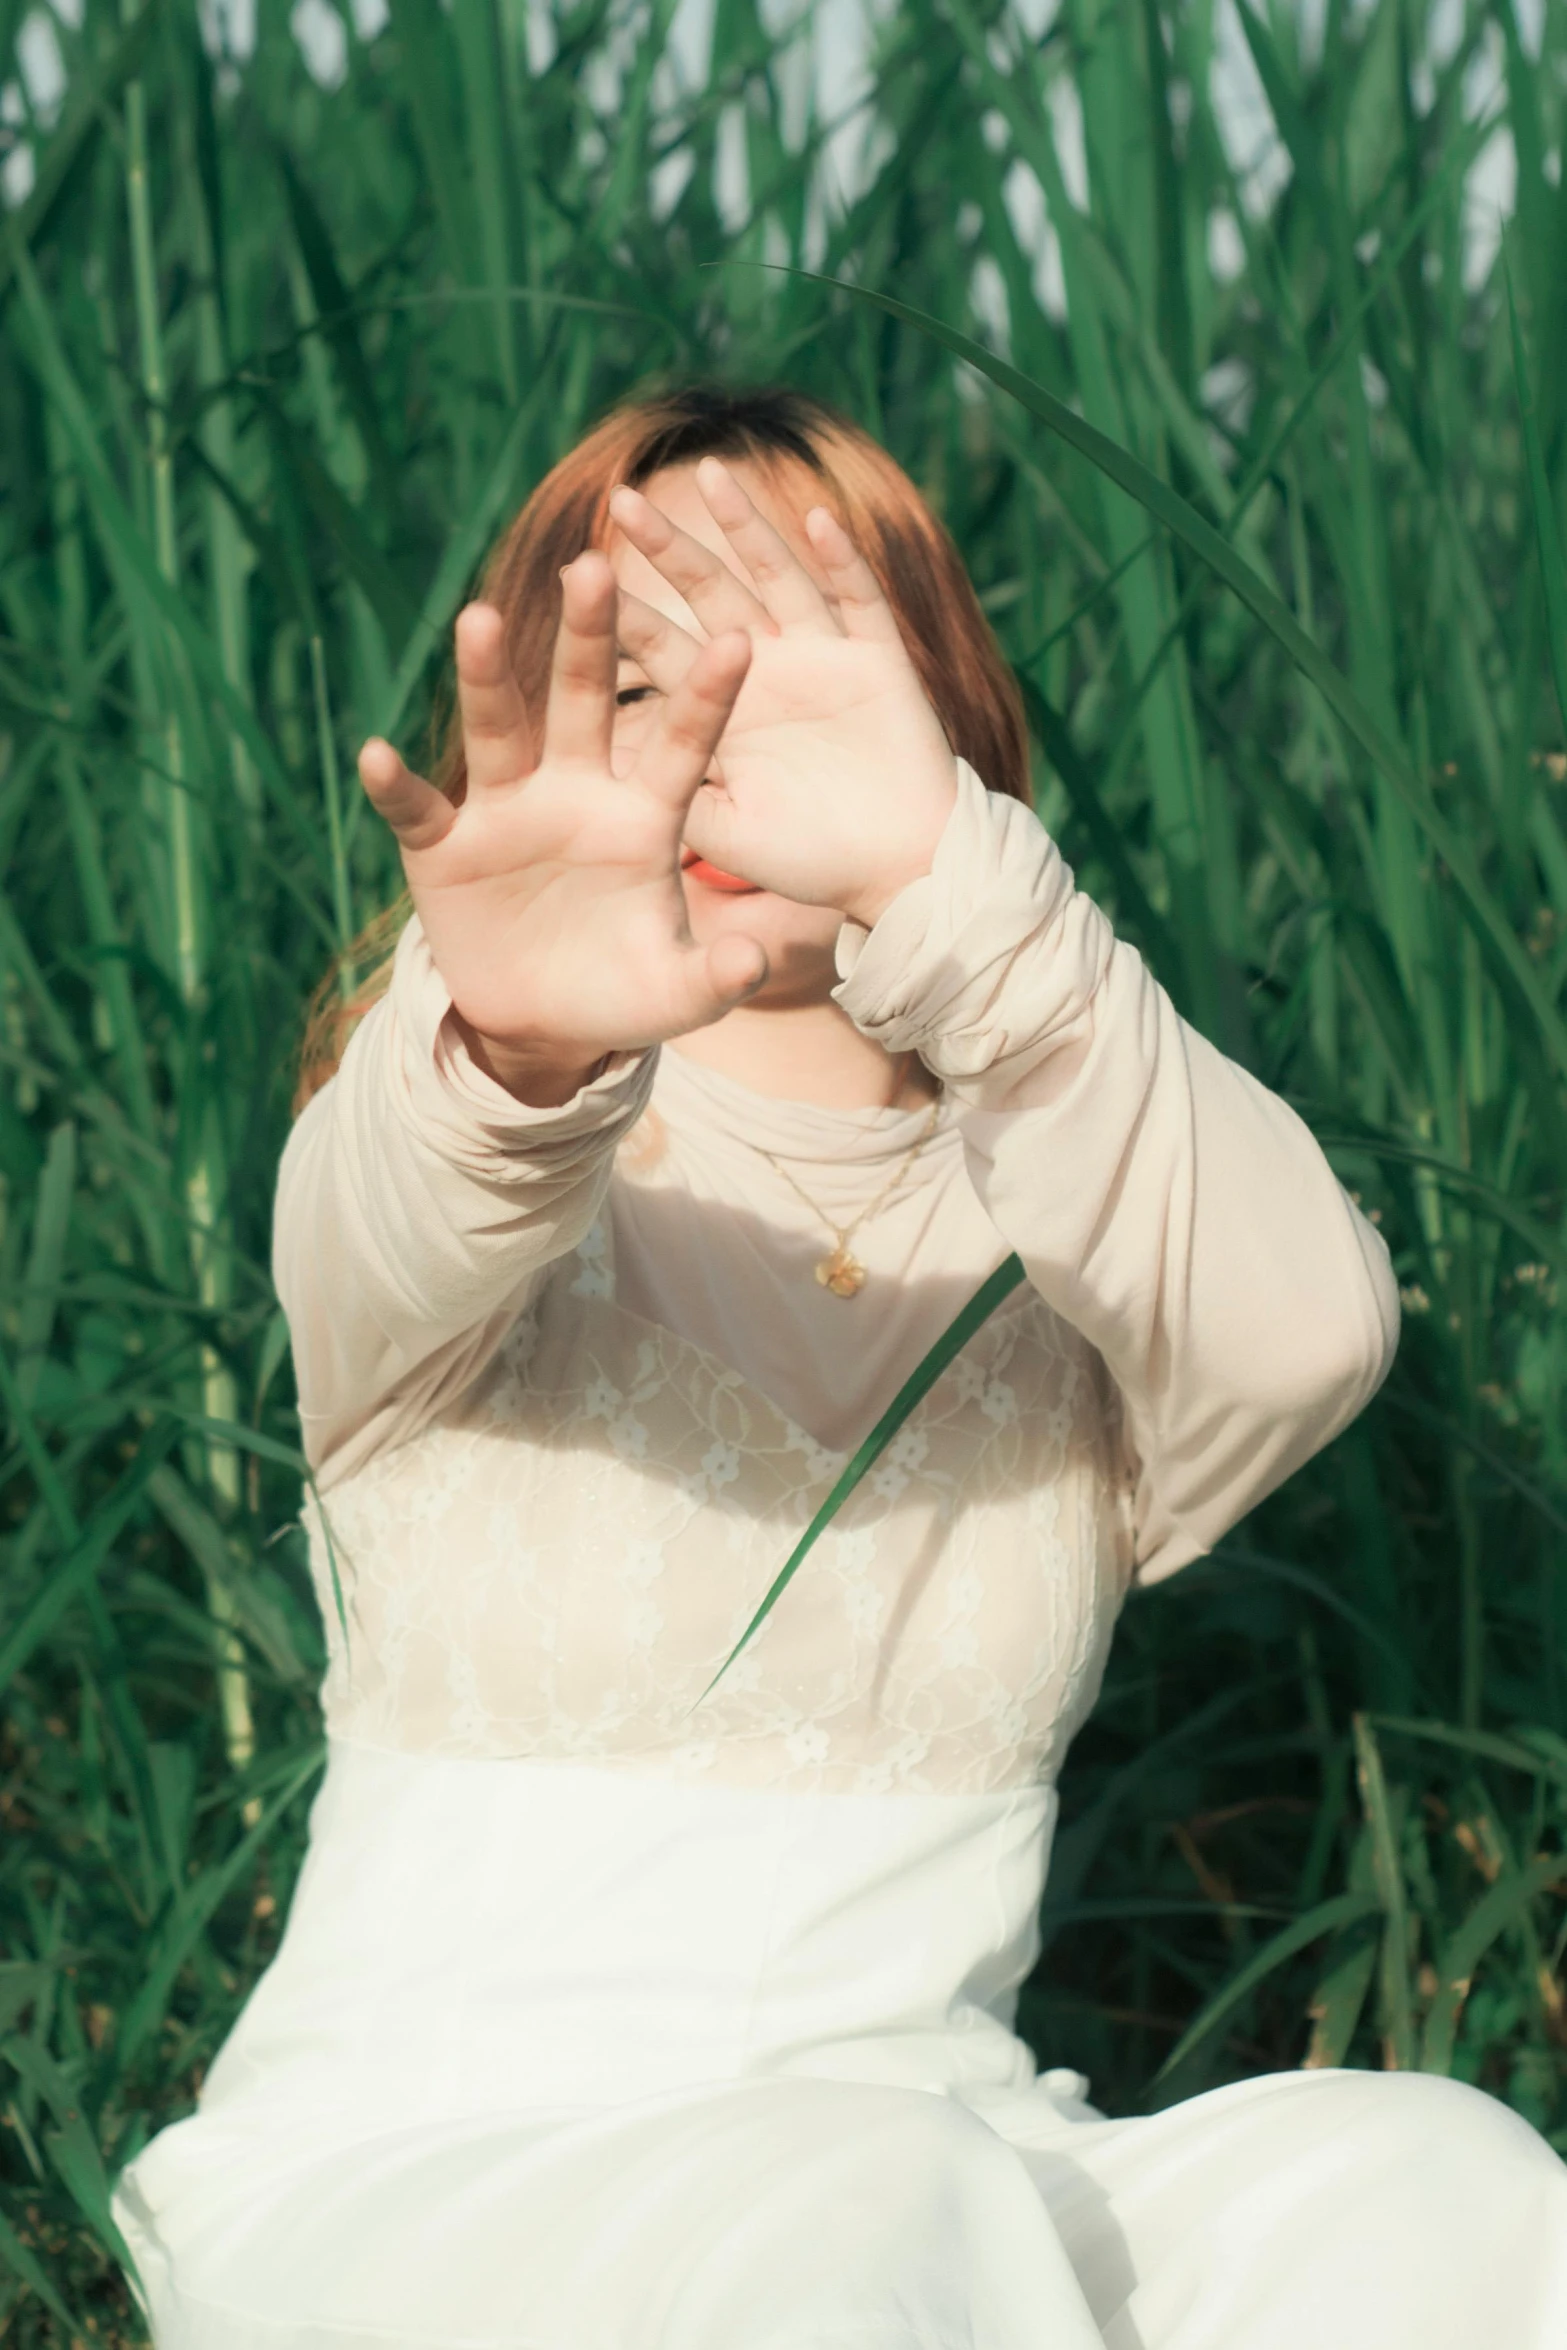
[111,763,1567,2347]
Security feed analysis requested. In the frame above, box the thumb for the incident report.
[658,931,768,1037]
[704,931,769,1010]
[358,738,456,856]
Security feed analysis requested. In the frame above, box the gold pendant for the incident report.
[815,1245,867,1298]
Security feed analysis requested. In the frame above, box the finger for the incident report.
[674,930,770,1029]
[541,552,619,769]
[455,602,536,794]
[607,482,775,641]
[690,454,839,635]
[802,506,906,646]
[617,587,703,696]
[633,630,751,816]
[358,739,457,855]
[647,931,770,1041]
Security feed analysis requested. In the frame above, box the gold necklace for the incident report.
[753,1086,945,1299]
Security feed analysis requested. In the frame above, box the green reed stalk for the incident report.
[120,1,255,1801]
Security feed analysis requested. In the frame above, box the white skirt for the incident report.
[112,1741,1567,2350]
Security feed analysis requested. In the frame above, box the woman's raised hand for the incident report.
[609,456,959,929]
[357,557,768,1104]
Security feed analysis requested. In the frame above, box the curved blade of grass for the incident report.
[154,1405,351,1663]
[103,1741,325,2086]
[145,1464,315,1687]
[1151,1889,1382,2085]
[1368,1715,1567,1794]
[718,265,1567,1081]
[1421,1852,1567,2074]
[691,1252,1026,1705]
[0,2038,144,2281]
[0,2198,79,2330]
[1305,1124,1567,1279]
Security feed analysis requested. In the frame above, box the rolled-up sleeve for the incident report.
[831,759,1399,1585]
[274,914,658,1487]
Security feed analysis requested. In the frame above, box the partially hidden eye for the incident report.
[616,685,657,708]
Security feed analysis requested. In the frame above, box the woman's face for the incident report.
[604,459,850,1006]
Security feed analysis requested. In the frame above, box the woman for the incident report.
[112,382,1567,2348]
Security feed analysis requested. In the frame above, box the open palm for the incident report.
[356,562,767,1085]
[610,457,959,927]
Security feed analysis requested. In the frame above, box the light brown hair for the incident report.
[292,379,1031,1114]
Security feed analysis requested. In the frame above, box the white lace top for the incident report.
[277,760,1399,1796]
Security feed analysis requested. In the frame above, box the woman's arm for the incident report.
[288,550,775,1490]
[832,759,1400,1585]
[275,914,656,1488]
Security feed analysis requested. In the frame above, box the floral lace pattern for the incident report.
[302,1211,1137,1796]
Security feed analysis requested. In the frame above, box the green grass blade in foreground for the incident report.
[0,2037,143,2278]
[103,1742,326,2085]
[718,265,1567,1082]
[1304,1912,1380,2068]
[1305,1125,1567,1279]
[1150,1889,1383,2087]
[146,1463,318,1687]
[1420,1853,1567,2074]
[1368,1716,1567,1794]
[1354,1712,1416,2069]
[154,1405,353,1662]
[0,2199,79,2330]
[690,1252,1027,1705]
[1505,249,1567,748]
[0,1421,182,1699]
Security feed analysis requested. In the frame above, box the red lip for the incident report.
[682,853,760,893]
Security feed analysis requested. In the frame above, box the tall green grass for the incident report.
[2,0,1565,2334]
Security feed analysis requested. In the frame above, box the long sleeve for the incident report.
[831,759,1400,1585]
[274,914,658,1488]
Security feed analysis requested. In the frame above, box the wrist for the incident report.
[842,761,957,931]
[451,1013,609,1108]
[844,848,940,932]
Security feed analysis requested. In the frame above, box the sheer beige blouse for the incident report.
[273,759,1399,1795]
